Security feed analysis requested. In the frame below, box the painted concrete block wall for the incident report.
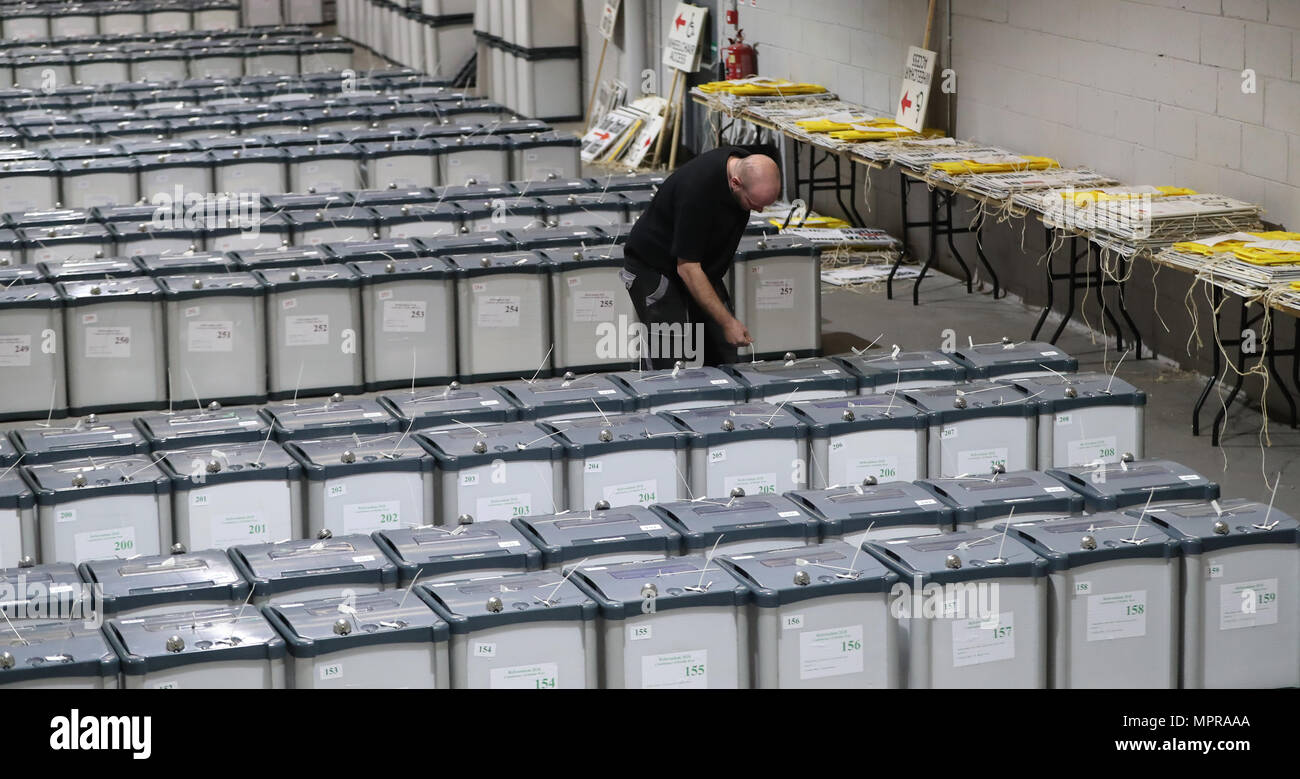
[724,0,1299,419]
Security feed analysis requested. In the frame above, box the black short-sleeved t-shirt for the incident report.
[624,146,750,283]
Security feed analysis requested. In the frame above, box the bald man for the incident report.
[621,147,782,368]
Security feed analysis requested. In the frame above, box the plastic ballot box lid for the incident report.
[831,349,966,391]
[0,620,119,685]
[549,242,624,269]
[79,549,251,617]
[1127,498,1300,554]
[10,417,149,463]
[723,357,860,400]
[417,569,596,632]
[133,252,241,276]
[916,471,1085,525]
[229,534,399,599]
[233,246,333,272]
[0,436,20,468]
[418,420,563,468]
[435,182,518,202]
[593,172,667,192]
[1010,512,1180,571]
[156,271,264,301]
[262,192,355,211]
[373,521,542,583]
[1011,371,1147,411]
[261,396,400,442]
[39,257,142,282]
[651,495,820,552]
[1046,459,1219,512]
[719,540,899,606]
[542,411,688,457]
[789,395,929,434]
[902,381,1038,423]
[136,404,271,449]
[351,187,439,207]
[733,234,819,263]
[951,339,1078,379]
[785,482,955,537]
[511,177,599,197]
[513,506,683,568]
[607,366,747,409]
[419,232,515,258]
[661,402,808,446]
[367,202,464,228]
[5,208,97,230]
[159,438,300,486]
[24,454,171,504]
[58,276,164,306]
[265,591,450,658]
[865,529,1048,585]
[284,205,376,232]
[571,555,748,617]
[495,373,637,420]
[252,264,361,294]
[501,226,609,251]
[0,562,85,620]
[379,383,517,430]
[346,253,455,280]
[278,440,428,532]
[105,606,285,674]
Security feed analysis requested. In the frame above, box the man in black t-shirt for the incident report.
[621,147,781,368]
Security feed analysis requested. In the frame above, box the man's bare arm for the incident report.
[676,260,752,346]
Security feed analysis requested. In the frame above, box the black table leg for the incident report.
[1192,285,1223,438]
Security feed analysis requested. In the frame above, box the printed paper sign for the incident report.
[342,501,401,533]
[628,624,652,641]
[74,527,137,562]
[187,321,234,353]
[1086,590,1147,642]
[210,513,271,548]
[955,447,1008,475]
[85,326,132,358]
[952,612,1014,668]
[844,454,900,483]
[756,278,794,310]
[476,295,521,328]
[662,3,708,72]
[1068,436,1119,466]
[598,0,621,40]
[799,625,865,680]
[318,663,343,681]
[0,334,32,367]
[724,472,777,496]
[285,314,329,346]
[573,291,617,323]
[475,492,533,521]
[382,300,427,333]
[489,663,558,689]
[895,46,937,132]
[641,649,708,689]
[603,479,658,507]
[1220,579,1279,630]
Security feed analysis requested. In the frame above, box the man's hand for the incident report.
[723,317,752,347]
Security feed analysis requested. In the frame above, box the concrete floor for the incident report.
[822,268,1300,515]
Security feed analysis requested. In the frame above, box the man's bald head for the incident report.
[728,153,782,211]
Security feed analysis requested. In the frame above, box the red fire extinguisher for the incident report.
[724,28,756,80]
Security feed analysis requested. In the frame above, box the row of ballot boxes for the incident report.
[0,128,579,210]
[1,485,1293,689]
[0,353,1150,567]
[0,33,351,88]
